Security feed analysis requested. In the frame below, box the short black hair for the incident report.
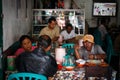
[48,17,56,23]
[19,35,32,45]
[38,35,51,48]
[66,23,73,29]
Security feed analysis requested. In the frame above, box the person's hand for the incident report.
[74,44,80,51]
[66,37,76,43]
[52,36,59,42]
[96,54,106,59]
[89,54,94,59]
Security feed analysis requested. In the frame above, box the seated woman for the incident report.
[74,34,106,60]
[15,35,57,77]
[14,35,37,57]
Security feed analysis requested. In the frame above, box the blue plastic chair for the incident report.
[7,72,47,80]
[62,43,75,55]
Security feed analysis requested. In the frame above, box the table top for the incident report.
[49,61,115,80]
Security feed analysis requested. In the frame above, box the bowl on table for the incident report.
[65,66,75,71]
[76,59,86,67]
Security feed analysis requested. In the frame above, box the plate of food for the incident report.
[99,62,109,67]
[86,60,101,64]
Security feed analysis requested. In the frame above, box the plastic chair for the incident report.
[62,43,75,55]
[7,72,47,80]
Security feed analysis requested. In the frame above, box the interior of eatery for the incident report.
[0,0,119,80]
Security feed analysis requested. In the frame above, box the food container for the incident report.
[65,66,74,71]
[76,59,86,67]
[55,48,66,63]
[7,56,16,71]
[87,60,101,64]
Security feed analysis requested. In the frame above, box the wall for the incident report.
[2,0,33,50]
[2,0,119,50]
[73,0,97,27]
[74,0,118,28]
[0,0,2,47]
[117,0,120,27]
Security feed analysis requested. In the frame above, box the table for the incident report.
[49,62,116,80]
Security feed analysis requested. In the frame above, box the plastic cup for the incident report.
[7,56,16,71]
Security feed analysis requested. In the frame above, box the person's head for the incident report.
[66,23,73,34]
[48,17,56,29]
[82,34,94,51]
[38,35,52,52]
[19,35,33,52]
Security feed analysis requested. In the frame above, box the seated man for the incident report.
[39,17,60,42]
[15,35,57,77]
[75,34,106,60]
[60,23,76,43]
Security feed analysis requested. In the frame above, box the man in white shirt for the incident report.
[61,23,76,43]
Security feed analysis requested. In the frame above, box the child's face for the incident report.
[22,38,32,51]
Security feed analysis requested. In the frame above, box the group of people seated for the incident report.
[39,17,76,43]
[13,17,106,78]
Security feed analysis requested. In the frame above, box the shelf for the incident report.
[32,9,84,12]
[32,9,85,37]
[32,24,47,26]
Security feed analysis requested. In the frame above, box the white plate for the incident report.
[87,60,101,64]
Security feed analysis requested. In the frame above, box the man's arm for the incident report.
[65,37,76,43]
[89,54,106,60]
[52,36,59,42]
[74,44,81,59]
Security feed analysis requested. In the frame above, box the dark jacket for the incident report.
[15,48,57,77]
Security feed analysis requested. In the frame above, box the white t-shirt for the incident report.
[60,30,76,40]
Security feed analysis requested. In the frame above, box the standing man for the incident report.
[39,17,60,42]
